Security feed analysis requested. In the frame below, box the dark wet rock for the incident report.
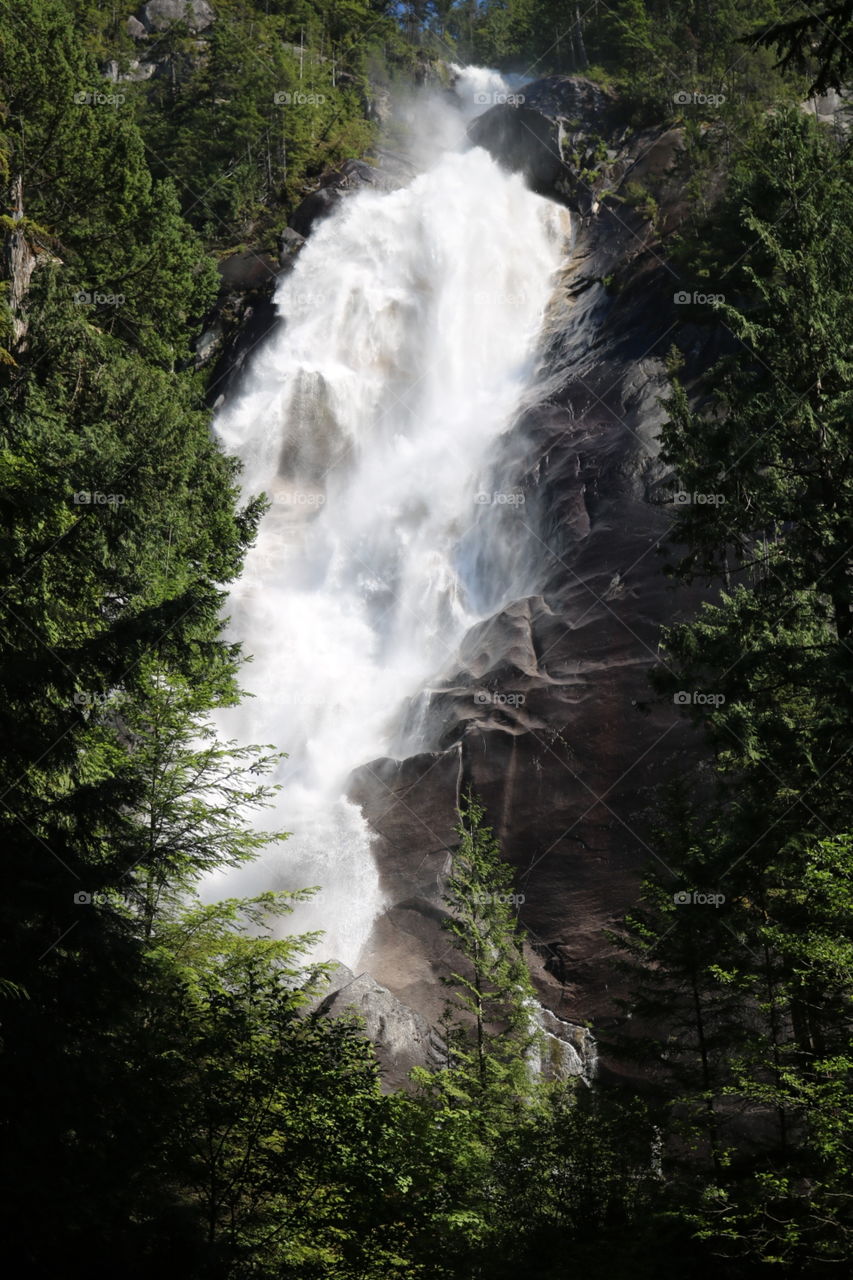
[351,748,462,1025]
[288,158,400,238]
[217,247,278,293]
[468,75,619,212]
[193,247,280,395]
[353,220,706,1029]
[279,226,306,267]
[468,74,688,224]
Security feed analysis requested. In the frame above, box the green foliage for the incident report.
[749,2,853,93]
[436,790,540,1101]
[135,8,378,241]
[657,110,853,835]
[481,1088,669,1277]
[453,0,799,119]
[631,107,853,1272]
[141,899,401,1279]
[0,0,218,364]
[2,2,850,1277]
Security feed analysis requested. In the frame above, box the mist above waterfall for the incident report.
[382,64,529,168]
[210,71,568,968]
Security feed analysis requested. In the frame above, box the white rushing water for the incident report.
[210,70,567,968]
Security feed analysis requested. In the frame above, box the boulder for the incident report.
[217,247,278,293]
[302,960,358,1011]
[139,0,215,33]
[468,75,619,211]
[104,58,156,83]
[279,226,306,268]
[311,966,445,1090]
[126,14,146,38]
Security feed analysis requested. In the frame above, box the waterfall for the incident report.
[210,70,568,969]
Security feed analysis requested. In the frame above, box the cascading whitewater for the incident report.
[210,73,567,968]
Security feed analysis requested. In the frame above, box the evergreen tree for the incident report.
[691,835,853,1270]
[139,892,405,1279]
[438,789,540,1099]
[611,783,745,1178]
[751,2,853,93]
[640,107,853,1271]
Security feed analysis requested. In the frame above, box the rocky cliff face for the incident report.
[213,76,721,1080]
[351,78,715,1063]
